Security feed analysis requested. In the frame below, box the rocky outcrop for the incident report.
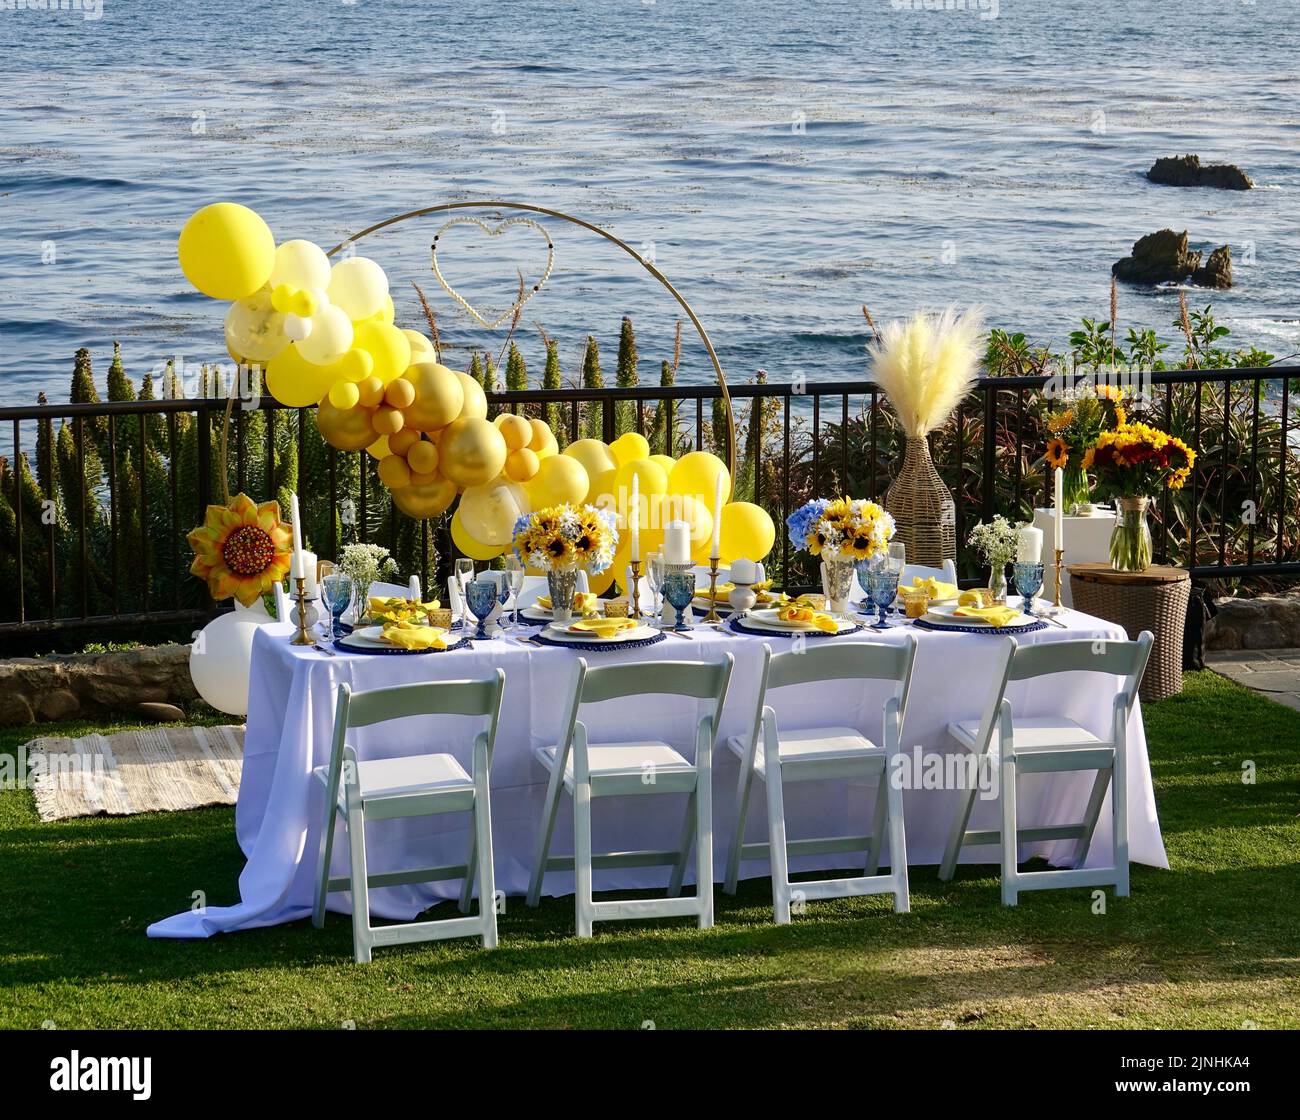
[1192,245,1233,289]
[0,644,197,726]
[1112,229,1201,285]
[1147,155,1252,191]
[1206,593,1300,651]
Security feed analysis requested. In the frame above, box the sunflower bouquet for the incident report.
[1043,387,1124,513]
[786,497,896,563]
[512,503,619,574]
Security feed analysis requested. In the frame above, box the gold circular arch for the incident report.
[327,200,735,476]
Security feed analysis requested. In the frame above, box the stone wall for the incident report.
[1206,593,1300,651]
[0,645,196,726]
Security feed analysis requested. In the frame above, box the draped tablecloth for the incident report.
[149,608,1166,937]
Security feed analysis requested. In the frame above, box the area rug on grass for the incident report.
[25,725,244,822]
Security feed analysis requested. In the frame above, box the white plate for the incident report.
[542,622,660,644]
[744,608,856,635]
[336,624,452,650]
[922,603,1033,628]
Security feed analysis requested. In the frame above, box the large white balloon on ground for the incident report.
[188,600,274,716]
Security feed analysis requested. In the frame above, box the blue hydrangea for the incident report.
[786,498,829,551]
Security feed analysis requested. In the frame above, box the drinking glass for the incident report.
[645,550,665,624]
[887,542,906,613]
[465,579,498,640]
[1013,561,1045,617]
[867,568,899,630]
[855,555,881,615]
[503,554,525,629]
[661,569,696,632]
[320,573,353,643]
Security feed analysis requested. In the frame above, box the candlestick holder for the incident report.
[1052,547,1065,609]
[290,576,314,645]
[702,558,722,625]
[629,558,644,619]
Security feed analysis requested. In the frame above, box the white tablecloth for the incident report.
[149,609,1167,938]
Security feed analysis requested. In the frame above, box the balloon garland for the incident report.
[178,201,773,567]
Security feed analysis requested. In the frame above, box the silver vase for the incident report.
[547,565,579,624]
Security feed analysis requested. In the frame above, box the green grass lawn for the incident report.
[1,671,1297,1029]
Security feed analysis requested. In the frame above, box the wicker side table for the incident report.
[1068,563,1191,703]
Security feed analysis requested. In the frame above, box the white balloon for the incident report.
[283,313,312,342]
[269,239,331,293]
[224,288,290,363]
[188,602,271,716]
[296,303,353,366]
[327,256,389,320]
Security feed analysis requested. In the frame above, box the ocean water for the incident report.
[1,0,1297,407]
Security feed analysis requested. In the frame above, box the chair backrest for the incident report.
[901,559,958,587]
[369,580,416,601]
[273,581,291,623]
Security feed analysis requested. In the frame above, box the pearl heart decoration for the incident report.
[430,216,555,329]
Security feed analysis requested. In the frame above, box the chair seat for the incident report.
[536,740,694,792]
[947,716,1112,771]
[315,752,473,803]
[727,726,882,776]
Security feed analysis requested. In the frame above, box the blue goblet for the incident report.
[855,558,877,615]
[1013,561,1045,617]
[661,570,696,632]
[867,569,899,630]
[466,579,498,640]
[320,573,353,642]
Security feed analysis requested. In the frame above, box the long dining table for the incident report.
[148,605,1167,938]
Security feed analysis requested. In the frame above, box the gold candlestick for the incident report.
[702,558,722,625]
[1053,547,1065,608]
[291,576,314,645]
[629,558,644,619]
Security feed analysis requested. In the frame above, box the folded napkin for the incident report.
[952,604,1019,628]
[909,577,959,601]
[957,589,990,608]
[568,616,638,638]
[380,621,448,650]
[777,605,839,633]
[368,596,441,622]
[696,582,735,601]
[536,592,598,615]
[698,582,785,605]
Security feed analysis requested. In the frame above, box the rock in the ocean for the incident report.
[1192,245,1233,289]
[1147,155,1252,190]
[1112,229,1202,285]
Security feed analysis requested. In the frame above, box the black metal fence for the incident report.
[1,366,1296,647]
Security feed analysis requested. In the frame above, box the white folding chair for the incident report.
[938,631,1153,904]
[312,672,505,961]
[526,653,735,937]
[723,636,917,921]
[273,581,291,623]
[846,559,959,605]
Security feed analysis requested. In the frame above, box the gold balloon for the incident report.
[529,418,559,458]
[371,405,405,436]
[454,371,488,420]
[438,417,508,489]
[403,361,464,432]
[392,475,458,520]
[458,477,530,546]
[316,400,378,452]
[377,453,412,491]
[495,412,533,452]
[388,428,420,457]
[505,446,539,482]
[406,438,439,476]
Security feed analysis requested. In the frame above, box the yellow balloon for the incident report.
[177,202,275,301]
[529,419,559,458]
[668,450,731,505]
[384,378,415,410]
[371,405,405,437]
[451,508,505,560]
[326,257,388,320]
[611,431,650,466]
[564,438,617,482]
[613,458,669,508]
[438,417,508,489]
[505,446,540,482]
[356,375,386,408]
[403,329,435,360]
[224,288,290,362]
[587,466,617,511]
[529,453,589,507]
[316,400,378,452]
[297,304,353,366]
[495,413,533,452]
[649,454,676,475]
[338,348,375,382]
[587,567,616,596]
[394,475,458,521]
[265,344,335,407]
[355,294,395,325]
[353,320,411,384]
[377,453,412,491]
[458,478,530,546]
[718,501,775,563]
[454,371,488,420]
[403,361,464,432]
[269,239,331,293]
[366,436,390,460]
[328,380,360,410]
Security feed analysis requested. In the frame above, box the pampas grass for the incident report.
[867,306,984,438]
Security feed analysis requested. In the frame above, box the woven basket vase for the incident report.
[884,435,956,567]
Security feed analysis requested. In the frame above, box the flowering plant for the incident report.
[1044,386,1124,473]
[1091,418,1195,496]
[786,497,895,562]
[967,515,1021,568]
[512,503,618,573]
[338,543,398,588]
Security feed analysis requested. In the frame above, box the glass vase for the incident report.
[1109,496,1153,572]
[987,560,1009,605]
[1063,461,1093,515]
[547,565,579,624]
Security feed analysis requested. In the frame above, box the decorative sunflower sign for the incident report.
[188,493,294,607]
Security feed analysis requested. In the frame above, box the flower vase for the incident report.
[821,558,856,618]
[987,561,1009,605]
[884,435,956,567]
[547,565,579,624]
[352,579,372,623]
[1063,461,1093,516]
[1110,496,1153,572]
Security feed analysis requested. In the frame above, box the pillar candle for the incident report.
[629,474,640,563]
[299,550,318,598]
[1053,467,1064,551]
[710,472,723,560]
[1017,526,1043,564]
[730,558,757,584]
[289,492,304,580]
[664,520,691,566]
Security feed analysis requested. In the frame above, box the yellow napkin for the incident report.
[368,597,441,623]
[697,582,735,601]
[380,621,448,650]
[697,582,784,605]
[777,605,839,633]
[909,577,959,601]
[953,605,1020,628]
[536,592,598,615]
[568,616,639,638]
[957,589,990,608]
